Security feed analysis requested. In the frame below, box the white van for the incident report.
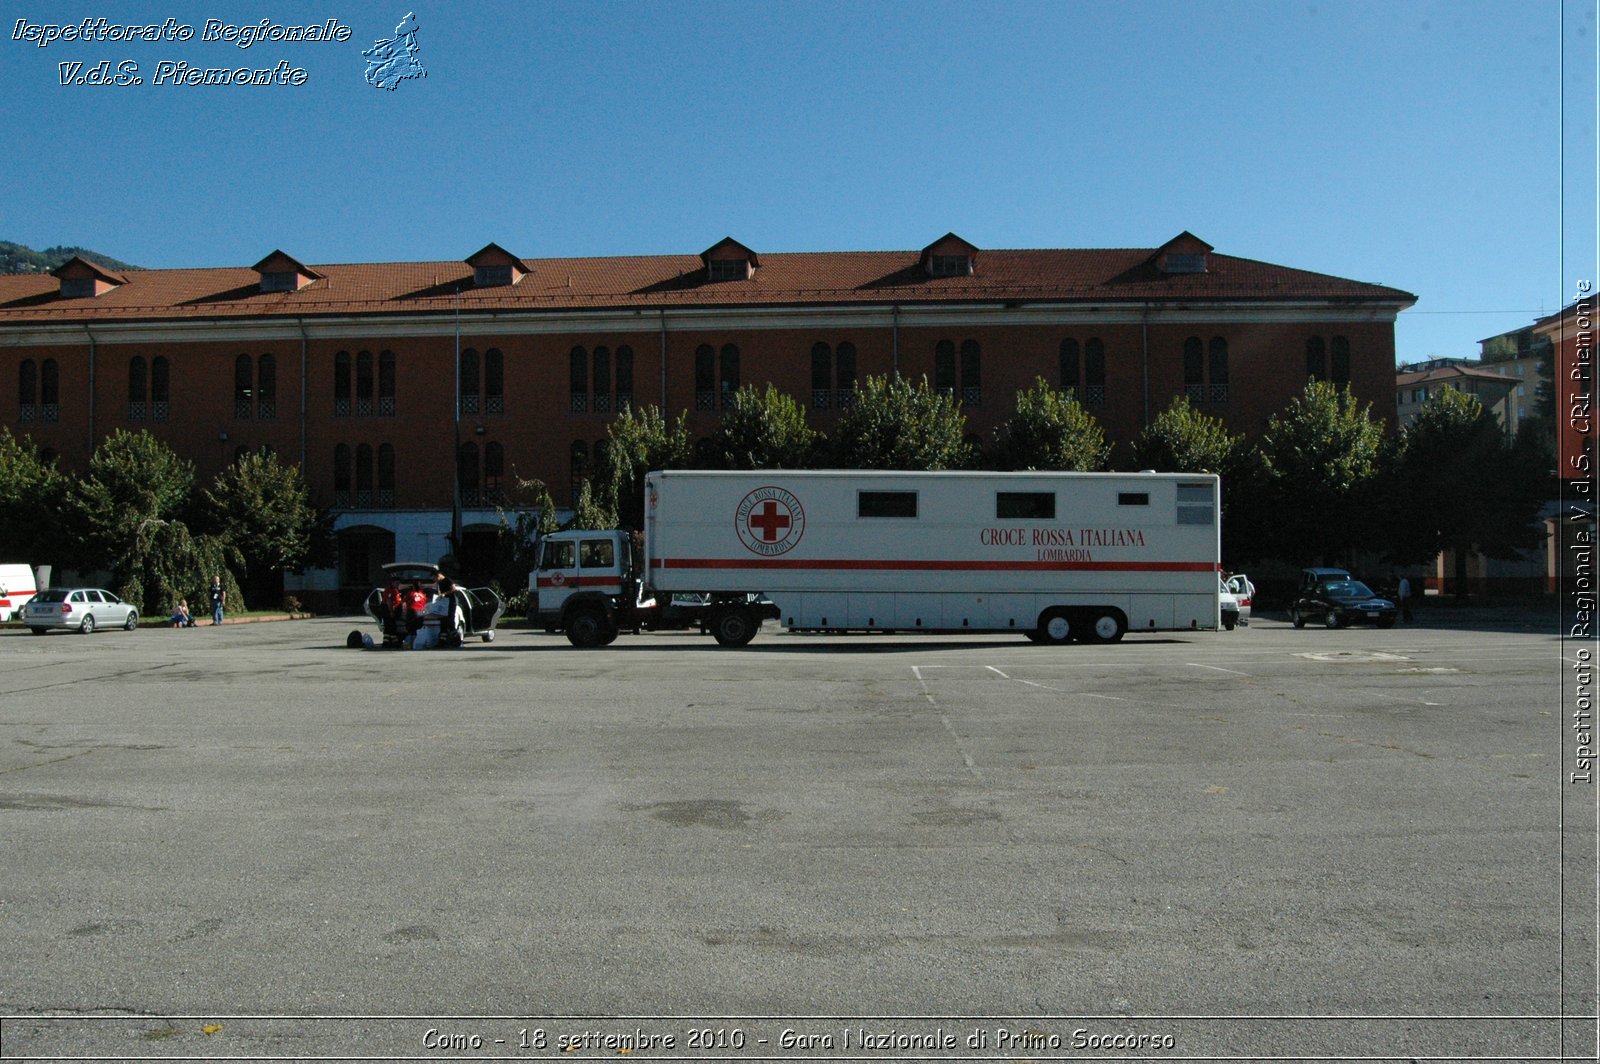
[0,564,41,623]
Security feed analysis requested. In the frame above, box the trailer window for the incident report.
[996,492,1055,519]
[539,541,575,569]
[1176,483,1214,525]
[1118,492,1149,506]
[858,491,918,518]
[579,539,615,568]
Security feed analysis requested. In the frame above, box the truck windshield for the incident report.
[540,541,575,569]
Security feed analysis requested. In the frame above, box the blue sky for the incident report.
[3,0,1595,362]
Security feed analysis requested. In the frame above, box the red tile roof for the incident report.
[0,242,1416,325]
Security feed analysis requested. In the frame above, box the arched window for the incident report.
[615,346,634,408]
[484,441,504,505]
[836,342,857,407]
[1306,336,1326,382]
[234,354,254,419]
[460,348,480,415]
[593,346,611,413]
[959,339,982,407]
[334,351,352,415]
[1059,339,1080,394]
[458,441,480,506]
[374,351,395,416]
[569,347,588,412]
[333,444,352,507]
[354,444,374,506]
[1083,339,1106,406]
[569,440,589,505]
[1208,337,1229,402]
[484,348,503,414]
[719,344,740,407]
[19,360,37,422]
[1183,337,1205,401]
[40,359,59,422]
[356,351,374,415]
[148,358,167,421]
[934,340,956,394]
[258,354,277,419]
[811,342,832,409]
[377,444,396,507]
[1330,336,1351,385]
[695,345,716,410]
[128,356,147,420]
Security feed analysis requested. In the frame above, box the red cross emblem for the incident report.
[735,487,805,556]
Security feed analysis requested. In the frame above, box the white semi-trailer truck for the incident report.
[531,469,1222,647]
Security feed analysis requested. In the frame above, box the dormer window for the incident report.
[707,259,751,282]
[52,256,127,299]
[929,254,972,277]
[919,233,979,279]
[464,243,529,288]
[251,251,319,293]
[260,271,300,292]
[475,264,515,287]
[1163,253,1207,274]
[1153,231,1214,275]
[700,237,759,283]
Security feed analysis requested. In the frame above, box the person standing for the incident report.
[209,575,226,626]
[1397,574,1413,624]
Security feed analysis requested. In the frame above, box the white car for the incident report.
[1225,573,1254,626]
[23,588,140,634]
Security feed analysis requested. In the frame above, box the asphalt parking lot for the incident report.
[0,612,1590,1061]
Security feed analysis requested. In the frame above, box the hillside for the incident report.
[1,240,140,274]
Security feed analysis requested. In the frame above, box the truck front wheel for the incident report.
[710,606,759,647]
[566,607,616,648]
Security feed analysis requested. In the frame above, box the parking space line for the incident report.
[1188,662,1251,676]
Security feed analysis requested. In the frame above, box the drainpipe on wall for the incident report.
[658,309,669,410]
[891,305,900,377]
[296,318,309,471]
[1140,304,1151,429]
[82,324,96,458]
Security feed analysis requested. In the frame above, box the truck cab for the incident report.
[531,530,642,646]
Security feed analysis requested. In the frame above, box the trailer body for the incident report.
[533,469,1221,647]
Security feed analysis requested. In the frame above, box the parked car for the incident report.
[1225,573,1254,626]
[23,588,139,634]
[362,562,505,647]
[1300,567,1353,592]
[1290,578,1397,629]
[1219,577,1241,630]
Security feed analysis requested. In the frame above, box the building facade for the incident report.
[0,232,1415,607]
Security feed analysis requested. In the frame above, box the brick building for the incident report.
[0,231,1415,606]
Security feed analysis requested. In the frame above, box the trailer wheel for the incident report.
[566,607,615,648]
[710,606,759,647]
[1036,609,1073,645]
[1086,610,1126,644]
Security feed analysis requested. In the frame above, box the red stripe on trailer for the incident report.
[655,558,1215,573]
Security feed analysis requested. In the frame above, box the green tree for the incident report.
[0,428,69,564]
[594,405,694,529]
[992,378,1111,471]
[709,384,819,469]
[830,374,972,469]
[69,430,237,613]
[200,450,320,576]
[1380,387,1548,572]
[570,478,617,530]
[1254,381,1385,566]
[1131,395,1243,475]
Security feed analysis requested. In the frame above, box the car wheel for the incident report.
[28,626,48,635]
[1036,609,1073,645]
[1223,614,1238,631]
[80,614,96,634]
[1087,610,1125,644]
[481,630,495,643]
[710,606,759,647]
[1323,610,1342,629]
[124,610,138,631]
